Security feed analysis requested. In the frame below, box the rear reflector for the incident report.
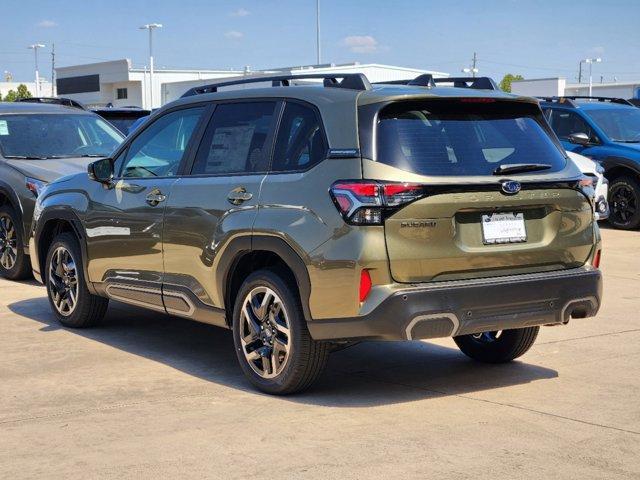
[359,269,372,302]
[593,249,601,269]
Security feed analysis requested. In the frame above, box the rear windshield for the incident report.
[376,101,567,176]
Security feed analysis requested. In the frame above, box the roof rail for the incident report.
[377,75,499,91]
[563,96,633,106]
[181,73,372,97]
[538,96,633,107]
[17,97,86,109]
[536,96,578,107]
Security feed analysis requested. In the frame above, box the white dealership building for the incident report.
[54,59,448,108]
[511,77,640,100]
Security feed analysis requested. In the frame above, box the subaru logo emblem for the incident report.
[501,180,521,195]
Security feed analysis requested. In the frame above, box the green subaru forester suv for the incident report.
[29,74,602,394]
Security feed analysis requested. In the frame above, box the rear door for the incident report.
[162,100,279,319]
[365,99,594,283]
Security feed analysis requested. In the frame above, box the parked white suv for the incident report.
[567,151,609,220]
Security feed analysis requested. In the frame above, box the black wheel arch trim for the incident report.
[0,182,25,244]
[34,208,96,294]
[601,156,640,179]
[218,234,313,324]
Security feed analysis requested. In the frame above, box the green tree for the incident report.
[16,84,32,99]
[499,74,524,93]
[4,90,17,102]
[3,84,33,102]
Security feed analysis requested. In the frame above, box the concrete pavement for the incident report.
[1,227,639,479]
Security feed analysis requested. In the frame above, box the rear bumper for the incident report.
[308,267,602,341]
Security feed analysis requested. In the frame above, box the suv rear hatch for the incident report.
[362,98,594,283]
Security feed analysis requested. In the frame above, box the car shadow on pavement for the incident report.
[9,296,558,407]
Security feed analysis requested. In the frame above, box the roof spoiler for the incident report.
[379,75,499,91]
[181,73,372,97]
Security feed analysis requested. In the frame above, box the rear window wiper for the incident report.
[493,163,552,175]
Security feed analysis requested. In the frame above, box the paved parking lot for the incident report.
[1,227,639,479]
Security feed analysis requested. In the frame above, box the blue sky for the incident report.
[1,0,639,83]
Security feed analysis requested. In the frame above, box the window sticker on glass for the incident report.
[0,120,9,136]
[206,126,255,173]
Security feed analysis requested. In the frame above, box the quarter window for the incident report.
[272,102,327,171]
[191,102,277,175]
[120,107,204,178]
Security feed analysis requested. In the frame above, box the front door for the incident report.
[85,105,206,310]
[162,101,279,323]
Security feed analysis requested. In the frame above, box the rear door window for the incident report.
[190,102,277,175]
[375,101,567,176]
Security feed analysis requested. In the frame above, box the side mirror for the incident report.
[88,158,114,184]
[568,132,591,146]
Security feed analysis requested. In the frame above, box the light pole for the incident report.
[139,23,163,108]
[462,67,478,77]
[583,57,602,96]
[28,44,45,96]
[316,0,321,65]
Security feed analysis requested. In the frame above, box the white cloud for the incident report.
[590,46,605,55]
[37,19,57,28]
[225,30,244,40]
[342,35,380,54]
[230,8,250,17]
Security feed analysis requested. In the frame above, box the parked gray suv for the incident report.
[30,74,602,394]
[0,102,123,279]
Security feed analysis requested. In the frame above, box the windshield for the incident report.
[376,101,567,176]
[584,107,640,143]
[0,113,124,159]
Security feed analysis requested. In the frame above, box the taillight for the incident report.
[593,249,601,269]
[359,269,372,302]
[330,180,425,225]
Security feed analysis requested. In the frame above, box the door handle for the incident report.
[227,187,253,205]
[146,189,167,206]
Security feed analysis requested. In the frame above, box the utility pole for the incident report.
[462,52,479,77]
[472,52,477,77]
[578,61,583,83]
[51,43,56,97]
[139,23,163,108]
[316,0,321,65]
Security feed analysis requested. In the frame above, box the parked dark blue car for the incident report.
[540,96,640,229]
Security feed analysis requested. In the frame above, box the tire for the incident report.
[608,175,640,230]
[232,269,330,395]
[45,232,108,328]
[0,204,32,280]
[454,326,539,363]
